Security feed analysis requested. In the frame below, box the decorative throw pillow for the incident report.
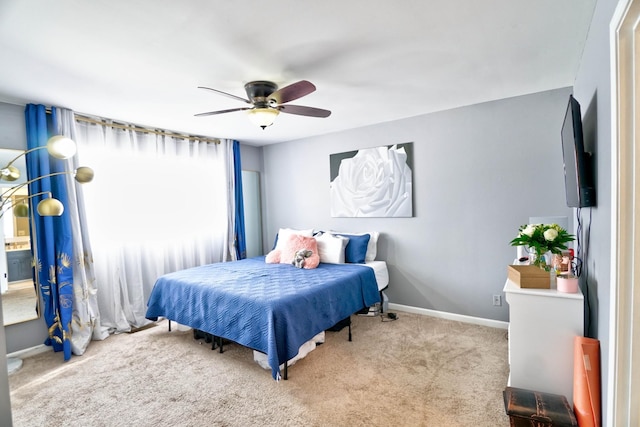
[266,234,319,269]
[362,231,380,262]
[331,230,379,262]
[265,249,281,264]
[272,227,314,250]
[315,232,349,264]
[335,233,370,264]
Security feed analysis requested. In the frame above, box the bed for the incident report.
[145,255,383,380]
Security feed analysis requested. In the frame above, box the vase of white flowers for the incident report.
[528,248,547,269]
[510,223,575,271]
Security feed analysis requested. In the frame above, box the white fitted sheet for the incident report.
[363,260,389,291]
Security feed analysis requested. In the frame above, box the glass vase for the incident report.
[529,249,548,269]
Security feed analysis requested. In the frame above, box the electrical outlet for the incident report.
[493,295,502,306]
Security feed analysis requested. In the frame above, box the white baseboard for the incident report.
[7,344,51,359]
[387,303,509,330]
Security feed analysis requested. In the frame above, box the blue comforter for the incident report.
[145,256,380,379]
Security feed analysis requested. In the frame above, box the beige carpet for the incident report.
[9,312,510,426]
[2,280,38,326]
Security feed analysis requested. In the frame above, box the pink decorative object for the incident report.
[557,276,579,293]
[265,233,320,269]
[265,249,281,264]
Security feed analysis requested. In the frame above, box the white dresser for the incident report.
[503,279,584,404]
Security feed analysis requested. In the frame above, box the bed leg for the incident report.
[218,336,224,353]
[168,319,172,332]
[348,316,352,342]
[283,361,288,380]
[379,291,384,313]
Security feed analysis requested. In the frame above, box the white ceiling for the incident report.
[0,1,596,146]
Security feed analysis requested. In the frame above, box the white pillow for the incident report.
[274,228,314,251]
[315,233,349,264]
[330,230,379,262]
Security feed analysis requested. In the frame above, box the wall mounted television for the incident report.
[561,95,595,208]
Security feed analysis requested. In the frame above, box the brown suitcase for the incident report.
[503,386,578,427]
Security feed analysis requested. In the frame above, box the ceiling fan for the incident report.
[195,80,331,129]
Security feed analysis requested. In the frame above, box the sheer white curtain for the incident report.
[56,108,104,351]
[74,120,233,334]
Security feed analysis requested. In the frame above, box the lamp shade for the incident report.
[74,166,94,183]
[247,108,279,129]
[0,165,20,182]
[13,203,29,218]
[37,198,64,216]
[47,135,77,159]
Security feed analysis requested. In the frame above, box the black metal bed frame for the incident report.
[166,315,353,380]
[163,290,384,380]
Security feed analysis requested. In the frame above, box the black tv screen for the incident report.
[561,95,595,208]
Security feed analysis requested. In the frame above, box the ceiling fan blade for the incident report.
[279,104,331,118]
[268,80,316,105]
[198,86,252,104]
[194,107,251,117]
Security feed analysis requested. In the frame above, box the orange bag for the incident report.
[573,336,601,427]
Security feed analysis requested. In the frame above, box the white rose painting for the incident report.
[330,143,413,217]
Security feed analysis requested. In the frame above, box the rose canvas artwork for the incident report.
[330,143,413,217]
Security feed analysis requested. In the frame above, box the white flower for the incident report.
[544,228,558,241]
[330,145,412,217]
[522,224,537,237]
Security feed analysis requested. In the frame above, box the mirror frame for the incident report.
[0,148,39,326]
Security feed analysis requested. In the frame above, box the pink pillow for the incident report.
[265,249,281,264]
[265,234,320,269]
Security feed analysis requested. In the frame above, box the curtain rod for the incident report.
[44,108,220,144]
[73,114,221,144]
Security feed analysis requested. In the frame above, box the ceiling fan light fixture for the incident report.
[247,108,279,129]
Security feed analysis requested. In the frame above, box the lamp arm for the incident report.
[0,191,53,219]
[2,145,48,170]
[0,171,71,211]
[3,135,77,172]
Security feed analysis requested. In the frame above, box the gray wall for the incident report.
[572,0,619,422]
[239,143,263,173]
[0,102,26,151]
[262,88,574,322]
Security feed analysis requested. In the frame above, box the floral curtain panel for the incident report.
[24,104,74,360]
[233,141,246,260]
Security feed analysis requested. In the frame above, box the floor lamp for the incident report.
[0,135,93,374]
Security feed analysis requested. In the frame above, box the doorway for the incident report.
[610,0,640,424]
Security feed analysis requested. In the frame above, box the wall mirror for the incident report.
[242,170,263,258]
[0,149,39,326]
